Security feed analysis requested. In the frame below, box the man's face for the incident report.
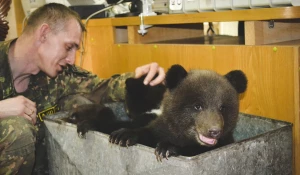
[38,19,82,78]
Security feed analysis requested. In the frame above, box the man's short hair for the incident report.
[23,3,86,34]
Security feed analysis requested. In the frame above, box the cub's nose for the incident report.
[209,129,221,138]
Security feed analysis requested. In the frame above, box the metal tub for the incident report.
[45,103,292,175]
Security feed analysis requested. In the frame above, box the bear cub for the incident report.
[109,64,247,161]
[66,74,166,138]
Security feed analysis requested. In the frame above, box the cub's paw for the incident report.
[109,128,138,147]
[155,142,179,162]
[77,120,91,139]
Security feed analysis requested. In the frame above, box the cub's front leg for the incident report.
[68,104,116,138]
[155,141,180,161]
[109,129,180,161]
[109,128,139,147]
[109,127,157,147]
[109,127,180,162]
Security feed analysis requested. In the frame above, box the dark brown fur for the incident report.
[110,65,247,160]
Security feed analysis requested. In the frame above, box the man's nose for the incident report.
[66,51,76,65]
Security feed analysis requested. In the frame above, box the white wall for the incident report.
[219,21,238,36]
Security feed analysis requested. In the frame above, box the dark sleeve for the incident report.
[55,65,134,103]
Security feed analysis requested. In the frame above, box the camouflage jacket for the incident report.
[0,39,134,121]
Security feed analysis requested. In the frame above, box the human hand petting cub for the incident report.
[134,62,165,86]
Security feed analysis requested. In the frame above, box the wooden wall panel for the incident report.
[245,20,300,45]
[13,0,25,35]
[75,25,116,78]
[109,44,296,121]
[82,43,298,123]
[127,24,204,44]
[295,47,300,175]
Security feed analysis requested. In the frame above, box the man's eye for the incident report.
[66,47,72,51]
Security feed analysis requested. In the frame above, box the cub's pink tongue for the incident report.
[200,134,217,145]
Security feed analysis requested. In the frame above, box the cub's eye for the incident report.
[219,106,226,112]
[194,105,202,111]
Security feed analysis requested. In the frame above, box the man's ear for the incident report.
[37,23,50,43]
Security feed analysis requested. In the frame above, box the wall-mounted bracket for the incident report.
[268,20,275,29]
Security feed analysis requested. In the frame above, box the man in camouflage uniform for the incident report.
[0,3,165,175]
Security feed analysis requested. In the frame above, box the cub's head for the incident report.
[162,65,247,147]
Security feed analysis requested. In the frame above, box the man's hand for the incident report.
[0,96,37,124]
[134,62,165,86]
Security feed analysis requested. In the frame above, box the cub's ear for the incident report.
[165,64,188,90]
[125,76,146,95]
[225,70,248,93]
